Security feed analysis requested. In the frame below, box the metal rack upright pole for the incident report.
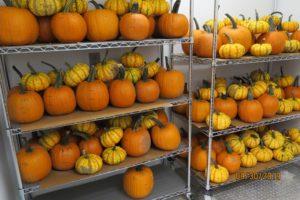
[206,0,220,191]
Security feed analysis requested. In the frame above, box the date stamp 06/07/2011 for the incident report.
[235,172,281,181]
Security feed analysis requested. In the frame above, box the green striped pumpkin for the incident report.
[28,0,66,16]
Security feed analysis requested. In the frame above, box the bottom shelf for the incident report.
[193,156,300,189]
[33,165,187,200]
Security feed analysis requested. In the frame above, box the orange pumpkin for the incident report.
[17,138,52,183]
[182,18,205,55]
[148,16,155,38]
[121,120,151,157]
[191,143,216,172]
[38,16,56,43]
[135,68,160,103]
[155,57,185,98]
[119,3,149,40]
[51,4,87,43]
[212,139,226,155]
[123,165,154,199]
[77,133,102,156]
[179,128,199,158]
[156,109,168,124]
[188,92,210,122]
[158,0,188,38]
[151,120,181,151]
[217,142,241,173]
[76,66,109,111]
[172,83,188,114]
[219,14,253,52]
[0,5,39,46]
[195,24,222,58]
[84,1,119,41]
[292,30,300,41]
[50,133,81,170]
[8,84,44,123]
[43,71,76,115]
[214,93,238,119]
[257,18,287,55]
[238,89,263,123]
[257,85,279,118]
[284,76,300,98]
[109,67,136,108]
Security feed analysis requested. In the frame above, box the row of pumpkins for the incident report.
[0,0,189,46]
[182,11,300,59]
[183,126,300,184]
[7,52,185,124]
[16,109,179,187]
[174,68,300,130]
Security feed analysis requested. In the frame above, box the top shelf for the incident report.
[0,38,190,55]
[173,53,300,66]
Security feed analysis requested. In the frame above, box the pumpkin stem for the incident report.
[65,62,72,69]
[131,47,138,53]
[41,61,58,72]
[225,13,237,29]
[18,83,26,94]
[172,0,181,14]
[165,56,171,71]
[271,11,283,17]
[3,0,12,6]
[184,83,188,94]
[200,141,206,149]
[89,0,104,9]
[32,131,40,139]
[268,85,275,96]
[64,0,76,12]
[61,131,70,145]
[211,159,218,168]
[102,50,109,64]
[202,80,211,88]
[22,137,33,153]
[239,14,245,21]
[87,65,96,82]
[247,89,254,100]
[54,70,64,88]
[223,33,234,44]
[220,92,228,100]
[118,66,125,80]
[193,18,200,30]
[133,117,143,131]
[277,17,284,31]
[73,131,90,141]
[131,2,139,13]
[151,117,165,128]
[294,76,299,87]
[142,67,149,82]
[135,165,143,171]
[259,140,265,148]
[224,141,233,154]
[12,66,23,78]
[255,9,259,21]
[203,24,212,33]
[154,58,160,63]
[245,148,249,155]
[251,133,259,139]
[288,14,293,22]
[180,128,187,136]
[280,66,284,77]
[268,17,276,32]
[27,62,37,74]
[112,146,116,151]
[82,149,88,158]
[271,131,276,139]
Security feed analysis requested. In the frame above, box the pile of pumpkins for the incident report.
[7,50,185,124]
[183,11,300,59]
[16,109,181,188]
[186,126,300,184]
[0,0,189,46]
[174,68,300,131]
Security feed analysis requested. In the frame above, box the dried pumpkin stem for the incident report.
[247,89,254,100]
[41,61,58,72]
[239,14,245,21]
[131,2,139,13]
[172,0,181,14]
[22,137,33,153]
[288,14,293,22]
[54,70,64,88]
[184,82,188,94]
[180,128,187,136]
[255,9,259,21]
[225,13,237,29]
[102,50,109,64]
[203,24,212,33]
[224,141,233,154]
[268,17,276,32]
[61,131,70,145]
[270,11,283,17]
[65,62,72,69]
[193,18,200,30]
[142,67,148,82]
[280,66,284,76]
[268,85,275,96]
[87,66,96,82]
[27,62,37,74]
[223,33,234,44]
[150,117,165,128]
[211,159,218,168]
[73,131,90,140]
[154,58,160,63]
[135,165,143,171]
[132,47,138,53]
[165,56,171,71]
[118,66,125,80]
[133,117,143,131]
[3,0,12,6]
[12,66,23,78]
[18,83,26,94]
[89,0,104,9]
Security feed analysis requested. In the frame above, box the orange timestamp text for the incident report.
[235,171,281,181]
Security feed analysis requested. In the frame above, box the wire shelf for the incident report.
[174,111,300,137]
[0,38,190,55]
[173,53,300,66]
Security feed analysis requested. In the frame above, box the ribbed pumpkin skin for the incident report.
[158,13,188,38]
[257,92,279,118]
[38,131,61,150]
[28,0,64,16]
[136,79,160,103]
[189,99,210,122]
[79,137,102,156]
[104,0,128,16]
[21,71,51,92]
[64,63,89,87]
[84,9,119,41]
[123,165,154,199]
[121,127,151,157]
[0,7,39,46]
[38,16,56,43]
[102,146,127,165]
[109,116,132,130]
[257,32,286,55]
[76,80,109,111]
[43,86,76,115]
[238,98,263,123]
[17,145,52,183]
[75,153,103,174]
[191,145,216,172]
[12,0,29,8]
[100,127,123,148]
[8,90,44,123]
[214,96,237,119]
[51,12,87,43]
[109,79,136,108]
[72,122,98,136]
[50,142,80,170]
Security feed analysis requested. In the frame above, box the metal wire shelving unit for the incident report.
[173,0,300,193]
[0,0,194,199]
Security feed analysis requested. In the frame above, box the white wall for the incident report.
[1,0,299,199]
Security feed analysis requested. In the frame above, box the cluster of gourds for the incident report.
[16,108,181,190]
[187,126,300,184]
[173,68,300,131]
[7,49,185,124]
[183,11,300,59]
[0,0,189,46]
